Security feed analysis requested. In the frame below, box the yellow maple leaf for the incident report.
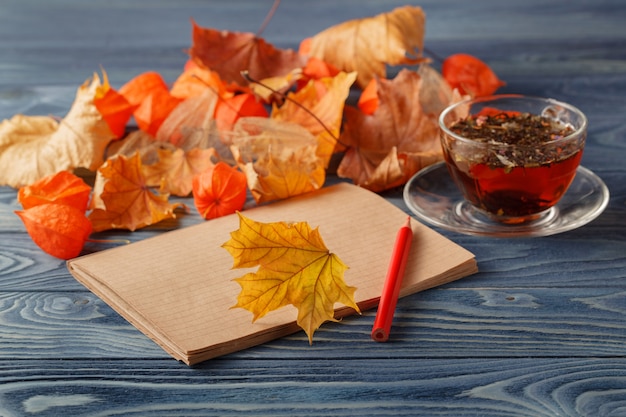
[89,153,184,232]
[223,213,360,343]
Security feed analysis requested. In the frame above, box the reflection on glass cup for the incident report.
[439,95,587,224]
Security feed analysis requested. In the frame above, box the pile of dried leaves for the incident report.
[4,5,504,259]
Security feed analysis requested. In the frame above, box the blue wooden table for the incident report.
[1,1,625,415]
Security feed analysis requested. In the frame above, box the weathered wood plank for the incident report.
[0,0,625,415]
[0,358,624,416]
[0,288,623,360]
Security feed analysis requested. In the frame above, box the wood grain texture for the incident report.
[0,359,625,416]
[0,0,625,415]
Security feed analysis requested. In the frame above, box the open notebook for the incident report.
[67,183,477,365]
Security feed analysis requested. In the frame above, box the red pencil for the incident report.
[371,216,413,342]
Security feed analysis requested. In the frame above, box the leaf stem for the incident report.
[256,0,281,38]
[423,47,446,64]
[87,238,131,245]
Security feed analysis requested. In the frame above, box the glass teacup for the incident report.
[438,95,587,224]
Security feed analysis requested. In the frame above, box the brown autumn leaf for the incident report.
[89,153,184,232]
[0,73,116,188]
[189,20,306,87]
[337,67,462,192]
[230,117,325,204]
[143,146,218,197]
[223,212,360,344]
[304,5,427,88]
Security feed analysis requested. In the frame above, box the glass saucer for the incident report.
[403,162,610,237]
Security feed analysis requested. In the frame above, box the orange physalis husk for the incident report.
[93,69,136,138]
[17,171,92,212]
[298,37,312,55]
[215,93,269,132]
[16,203,92,260]
[192,161,248,220]
[357,77,379,115]
[119,71,169,107]
[133,88,183,137]
[296,57,340,90]
[119,71,182,136]
[442,53,505,97]
[170,65,237,100]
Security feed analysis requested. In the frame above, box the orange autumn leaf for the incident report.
[18,171,91,211]
[442,53,505,97]
[89,153,184,232]
[223,212,360,344]
[338,67,458,192]
[271,71,357,165]
[215,93,269,132]
[189,20,306,87]
[93,69,136,138]
[192,161,247,220]
[230,118,326,204]
[143,146,218,197]
[304,5,427,88]
[0,74,116,188]
[16,203,92,260]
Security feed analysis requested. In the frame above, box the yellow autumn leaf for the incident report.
[223,212,360,343]
[271,71,357,164]
[230,117,326,204]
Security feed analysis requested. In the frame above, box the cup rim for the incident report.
[438,94,588,147]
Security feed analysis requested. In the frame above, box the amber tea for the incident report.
[439,96,587,223]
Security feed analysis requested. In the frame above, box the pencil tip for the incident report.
[404,216,411,228]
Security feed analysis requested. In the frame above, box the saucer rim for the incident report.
[402,162,610,238]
